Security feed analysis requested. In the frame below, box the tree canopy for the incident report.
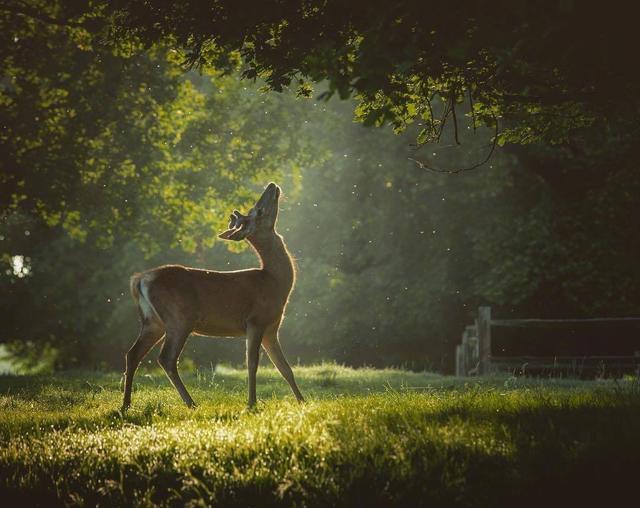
[6,1,640,151]
[104,0,640,149]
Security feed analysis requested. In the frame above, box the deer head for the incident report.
[218,182,281,241]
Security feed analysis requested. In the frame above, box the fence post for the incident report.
[455,344,463,376]
[478,306,492,375]
[461,328,468,376]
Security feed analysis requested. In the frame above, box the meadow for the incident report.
[0,364,639,507]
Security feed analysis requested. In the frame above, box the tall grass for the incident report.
[0,365,639,506]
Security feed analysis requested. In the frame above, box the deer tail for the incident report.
[130,272,162,324]
[130,273,142,303]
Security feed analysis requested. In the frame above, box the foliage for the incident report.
[0,366,639,506]
[0,1,322,250]
[280,101,640,369]
[105,0,640,148]
[0,1,325,367]
[1,1,639,372]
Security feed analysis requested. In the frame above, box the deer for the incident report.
[122,182,305,411]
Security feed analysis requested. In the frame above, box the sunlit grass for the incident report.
[1,365,639,506]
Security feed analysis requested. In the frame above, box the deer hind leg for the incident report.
[158,327,196,408]
[123,320,165,410]
[262,334,305,403]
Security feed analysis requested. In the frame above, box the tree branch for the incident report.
[451,89,460,145]
[468,86,476,133]
[0,2,85,28]
[408,117,499,174]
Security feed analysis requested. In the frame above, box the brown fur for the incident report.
[122,183,304,410]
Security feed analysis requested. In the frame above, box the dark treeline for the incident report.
[1,2,639,372]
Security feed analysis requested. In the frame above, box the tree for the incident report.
[0,1,323,248]
[107,0,640,151]
[279,98,640,371]
[2,1,639,372]
[0,1,326,367]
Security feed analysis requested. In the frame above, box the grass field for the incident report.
[1,364,639,507]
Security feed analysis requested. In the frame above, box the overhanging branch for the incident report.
[1,2,86,28]
[408,117,499,174]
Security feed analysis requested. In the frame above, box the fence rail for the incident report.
[491,317,640,327]
[455,307,640,377]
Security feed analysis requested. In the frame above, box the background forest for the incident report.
[2,1,640,373]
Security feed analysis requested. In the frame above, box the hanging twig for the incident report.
[408,116,499,174]
[451,89,460,145]
[468,86,476,133]
[436,98,451,143]
[426,92,437,141]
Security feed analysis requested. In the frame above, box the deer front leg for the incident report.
[246,322,265,408]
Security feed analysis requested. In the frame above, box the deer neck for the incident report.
[249,232,295,290]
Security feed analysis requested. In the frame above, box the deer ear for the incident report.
[218,228,236,240]
[218,228,248,241]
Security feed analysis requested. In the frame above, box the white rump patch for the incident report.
[139,273,162,322]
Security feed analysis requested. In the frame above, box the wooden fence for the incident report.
[455,306,640,377]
